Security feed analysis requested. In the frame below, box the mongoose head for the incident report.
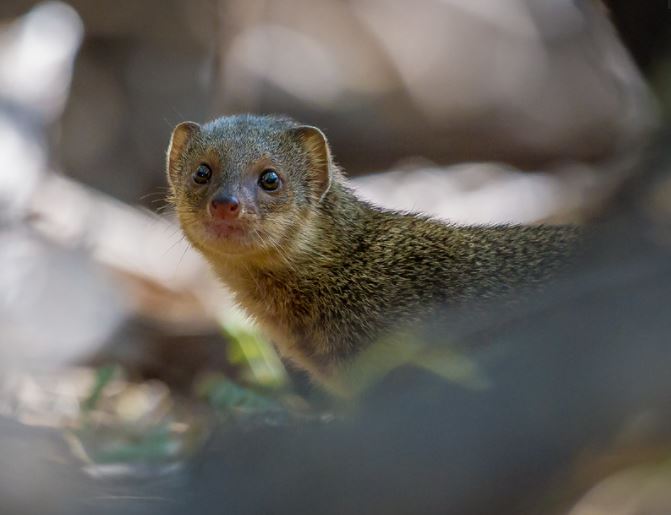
[167,114,335,259]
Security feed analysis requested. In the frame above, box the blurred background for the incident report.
[0,1,670,514]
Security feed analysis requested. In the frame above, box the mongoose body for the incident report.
[167,115,577,381]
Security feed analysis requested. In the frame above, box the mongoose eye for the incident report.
[258,169,280,191]
[193,164,212,185]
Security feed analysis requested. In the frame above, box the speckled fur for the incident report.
[167,114,578,381]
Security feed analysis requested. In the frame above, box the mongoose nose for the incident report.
[210,193,240,220]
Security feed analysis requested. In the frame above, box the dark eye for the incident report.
[258,169,280,191]
[193,164,212,185]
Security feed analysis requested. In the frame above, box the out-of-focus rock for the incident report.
[0,1,228,379]
[0,1,83,222]
[352,162,601,224]
[0,0,654,208]
[0,3,125,371]
[216,0,657,173]
[0,1,83,121]
[0,227,127,370]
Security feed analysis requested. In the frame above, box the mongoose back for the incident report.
[167,114,577,382]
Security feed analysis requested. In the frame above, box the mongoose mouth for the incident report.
[202,219,248,240]
[186,215,277,257]
[193,219,259,255]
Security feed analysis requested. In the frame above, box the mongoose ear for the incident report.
[290,125,333,202]
[167,121,201,186]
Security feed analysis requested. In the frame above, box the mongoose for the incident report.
[166,114,578,382]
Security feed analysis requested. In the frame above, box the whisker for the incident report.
[162,233,187,257]
[139,189,171,202]
[174,240,192,278]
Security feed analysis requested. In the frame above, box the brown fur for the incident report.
[167,114,578,381]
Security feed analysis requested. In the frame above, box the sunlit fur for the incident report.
[167,114,579,383]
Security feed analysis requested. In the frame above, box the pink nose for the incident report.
[210,194,240,220]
